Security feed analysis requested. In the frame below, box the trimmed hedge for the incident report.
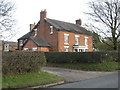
[45,52,118,64]
[2,51,46,75]
[2,51,118,75]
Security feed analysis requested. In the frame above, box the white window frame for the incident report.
[85,37,88,46]
[75,35,79,45]
[34,29,37,37]
[64,46,69,52]
[50,26,53,34]
[19,40,23,46]
[4,44,9,52]
[32,47,37,51]
[64,34,69,44]
[23,48,28,51]
[84,49,88,52]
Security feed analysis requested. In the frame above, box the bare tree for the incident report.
[0,0,16,40]
[85,0,120,50]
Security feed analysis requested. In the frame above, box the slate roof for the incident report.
[4,41,18,46]
[19,18,92,40]
[29,36,50,47]
[45,18,92,35]
[18,21,40,40]
[18,29,34,40]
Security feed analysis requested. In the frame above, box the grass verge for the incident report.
[47,61,119,71]
[2,72,64,88]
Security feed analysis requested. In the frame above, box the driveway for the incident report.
[42,67,117,83]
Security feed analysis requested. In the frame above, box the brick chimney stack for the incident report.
[37,9,47,38]
[76,19,82,25]
[40,9,47,20]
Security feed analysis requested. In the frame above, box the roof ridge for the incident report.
[45,18,92,35]
[46,18,77,25]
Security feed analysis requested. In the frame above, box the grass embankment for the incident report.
[2,72,64,88]
[47,61,119,71]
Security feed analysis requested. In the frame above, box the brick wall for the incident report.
[36,21,58,51]
[38,47,49,52]
[23,40,49,51]
[9,46,17,51]
[36,10,58,51]
[58,31,93,52]
[23,40,38,50]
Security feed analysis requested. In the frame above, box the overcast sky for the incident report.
[9,0,92,41]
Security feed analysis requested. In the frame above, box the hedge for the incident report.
[45,52,118,64]
[2,51,119,75]
[2,51,46,75]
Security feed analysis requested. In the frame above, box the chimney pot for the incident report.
[30,23,35,31]
[40,9,47,20]
[76,19,82,25]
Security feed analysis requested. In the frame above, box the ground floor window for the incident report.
[79,49,83,52]
[73,49,88,52]
[23,48,28,51]
[84,49,88,52]
[4,44,9,51]
[74,49,77,52]
[32,47,37,51]
[64,46,69,52]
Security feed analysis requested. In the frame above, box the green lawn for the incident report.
[2,72,64,88]
[47,61,119,71]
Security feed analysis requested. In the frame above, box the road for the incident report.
[52,72,118,88]
[42,67,116,83]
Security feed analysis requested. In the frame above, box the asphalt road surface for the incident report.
[42,67,115,83]
[52,72,119,88]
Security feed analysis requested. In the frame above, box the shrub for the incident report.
[45,52,118,64]
[2,51,46,75]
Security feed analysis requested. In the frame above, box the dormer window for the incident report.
[34,29,37,37]
[50,26,53,34]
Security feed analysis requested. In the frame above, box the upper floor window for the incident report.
[85,37,88,46]
[19,40,23,46]
[34,29,37,37]
[50,26,53,34]
[75,35,79,45]
[64,34,69,44]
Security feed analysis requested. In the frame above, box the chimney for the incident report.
[76,19,82,25]
[40,9,47,20]
[30,23,35,31]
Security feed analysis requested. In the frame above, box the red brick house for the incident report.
[18,9,93,52]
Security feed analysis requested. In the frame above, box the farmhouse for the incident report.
[18,9,93,52]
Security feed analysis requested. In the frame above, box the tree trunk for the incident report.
[113,39,117,50]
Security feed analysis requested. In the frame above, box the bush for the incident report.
[45,52,118,64]
[2,51,46,75]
